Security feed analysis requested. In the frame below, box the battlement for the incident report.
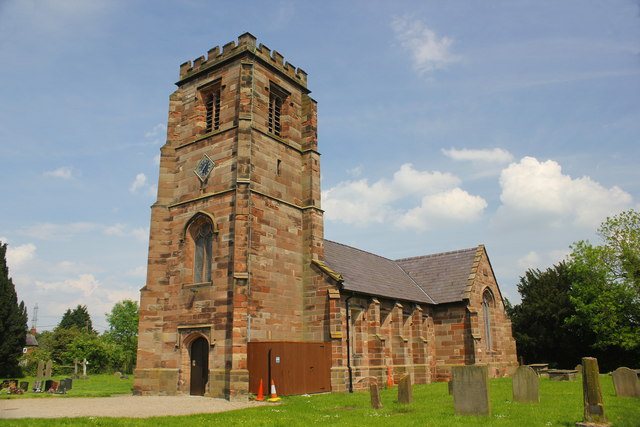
[178,32,308,87]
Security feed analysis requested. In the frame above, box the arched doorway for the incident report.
[190,337,209,395]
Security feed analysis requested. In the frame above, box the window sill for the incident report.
[183,282,212,290]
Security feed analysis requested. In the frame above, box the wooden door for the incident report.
[190,337,209,395]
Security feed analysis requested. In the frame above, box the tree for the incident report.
[104,300,139,373]
[0,242,28,377]
[507,262,590,368]
[58,304,94,332]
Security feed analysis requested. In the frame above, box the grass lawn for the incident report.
[1,374,133,399]
[1,375,638,426]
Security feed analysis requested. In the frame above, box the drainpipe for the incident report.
[345,294,353,393]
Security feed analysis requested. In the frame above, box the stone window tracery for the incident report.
[482,289,495,350]
[193,222,213,283]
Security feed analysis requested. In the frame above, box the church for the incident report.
[134,33,517,399]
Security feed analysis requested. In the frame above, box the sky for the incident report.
[1,0,638,332]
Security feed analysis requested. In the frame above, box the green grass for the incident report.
[1,376,639,426]
[1,374,133,399]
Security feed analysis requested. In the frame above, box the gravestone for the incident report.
[612,367,640,398]
[81,358,89,379]
[44,379,53,391]
[452,365,490,416]
[32,380,42,392]
[65,378,73,390]
[37,360,44,378]
[73,360,80,379]
[398,374,413,404]
[370,382,383,409]
[576,357,609,427]
[19,381,29,392]
[512,365,539,403]
[57,379,67,394]
[548,369,578,381]
[45,360,52,378]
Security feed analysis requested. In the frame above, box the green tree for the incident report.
[58,304,94,332]
[507,262,591,368]
[0,242,28,377]
[104,300,139,373]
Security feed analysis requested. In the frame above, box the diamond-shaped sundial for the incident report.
[194,154,215,182]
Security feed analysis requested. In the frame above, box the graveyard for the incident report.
[2,371,639,425]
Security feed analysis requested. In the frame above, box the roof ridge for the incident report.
[395,245,480,262]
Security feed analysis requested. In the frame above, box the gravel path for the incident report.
[0,395,269,419]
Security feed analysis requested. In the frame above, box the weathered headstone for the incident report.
[37,360,44,378]
[512,365,539,403]
[45,359,52,378]
[576,357,609,427]
[398,374,413,404]
[612,367,640,398]
[19,381,29,392]
[370,382,383,409]
[65,378,73,390]
[57,379,67,394]
[548,369,578,381]
[44,379,53,391]
[452,365,490,416]
[73,360,79,379]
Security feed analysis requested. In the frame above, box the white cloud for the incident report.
[396,188,487,231]
[126,265,147,278]
[129,173,148,193]
[499,156,633,227]
[517,249,570,271]
[36,273,100,297]
[5,242,37,269]
[144,123,166,138]
[153,153,161,165]
[442,147,514,164]
[391,16,462,73]
[44,166,75,179]
[322,163,486,231]
[20,222,97,240]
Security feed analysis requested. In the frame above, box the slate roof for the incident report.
[322,240,481,305]
[25,334,38,347]
[396,247,479,304]
[323,240,435,304]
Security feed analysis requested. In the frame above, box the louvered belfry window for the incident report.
[205,89,221,133]
[268,92,282,136]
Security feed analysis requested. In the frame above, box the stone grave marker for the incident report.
[45,359,52,378]
[370,382,383,409]
[81,358,89,379]
[44,379,53,392]
[612,367,640,398]
[576,357,609,427]
[398,374,413,404]
[512,365,539,403]
[73,360,80,379]
[36,360,44,378]
[452,365,490,416]
[65,378,73,390]
[19,381,29,392]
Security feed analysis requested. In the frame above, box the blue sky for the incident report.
[1,0,638,331]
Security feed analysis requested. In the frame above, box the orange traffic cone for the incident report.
[255,378,264,401]
[267,379,281,402]
[387,366,394,387]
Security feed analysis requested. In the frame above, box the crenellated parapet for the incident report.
[178,32,308,87]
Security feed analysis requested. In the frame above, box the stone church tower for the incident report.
[134,33,323,399]
[135,33,518,400]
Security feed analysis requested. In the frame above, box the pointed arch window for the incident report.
[482,289,494,350]
[194,222,213,283]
